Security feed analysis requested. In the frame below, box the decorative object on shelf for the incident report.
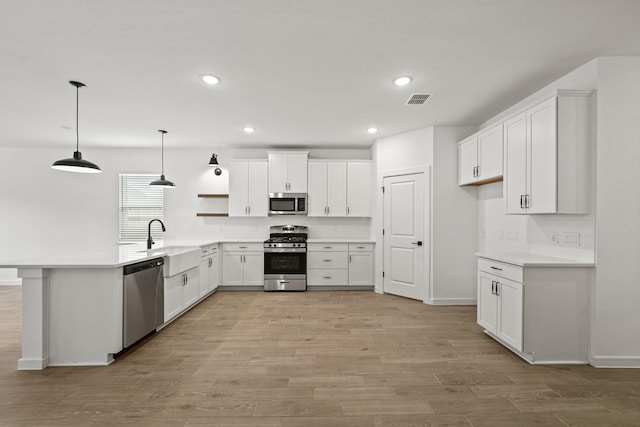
[51,81,102,173]
[149,130,176,188]
[209,153,222,175]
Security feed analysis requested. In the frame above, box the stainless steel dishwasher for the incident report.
[123,257,165,348]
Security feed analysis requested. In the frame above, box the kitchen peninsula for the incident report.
[2,242,219,370]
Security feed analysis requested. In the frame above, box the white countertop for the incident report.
[476,252,594,267]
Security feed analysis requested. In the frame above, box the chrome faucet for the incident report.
[147,219,166,249]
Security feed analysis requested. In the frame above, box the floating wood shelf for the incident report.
[196,213,229,217]
[197,194,229,198]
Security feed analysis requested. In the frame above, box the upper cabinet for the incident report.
[228,161,268,217]
[308,160,372,217]
[458,123,503,186]
[504,91,591,214]
[268,151,308,193]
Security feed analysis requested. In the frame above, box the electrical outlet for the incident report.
[560,232,580,247]
[551,232,558,245]
[505,231,519,241]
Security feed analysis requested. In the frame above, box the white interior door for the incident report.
[383,172,426,300]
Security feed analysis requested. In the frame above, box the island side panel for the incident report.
[17,268,50,370]
[48,268,124,366]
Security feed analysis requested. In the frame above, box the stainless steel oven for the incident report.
[264,225,307,291]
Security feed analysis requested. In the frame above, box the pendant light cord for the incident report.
[158,130,167,176]
[75,84,80,152]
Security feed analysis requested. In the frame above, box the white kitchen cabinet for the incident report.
[268,151,308,193]
[504,91,591,214]
[164,267,199,323]
[477,255,592,364]
[348,243,374,286]
[346,161,372,217]
[199,244,219,298]
[458,124,503,186]
[222,243,264,287]
[307,161,347,217]
[229,161,268,217]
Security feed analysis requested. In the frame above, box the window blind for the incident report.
[119,174,164,242]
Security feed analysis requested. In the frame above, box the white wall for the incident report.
[0,146,372,263]
[373,126,478,304]
[591,57,640,365]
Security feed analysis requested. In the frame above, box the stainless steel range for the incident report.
[264,225,307,291]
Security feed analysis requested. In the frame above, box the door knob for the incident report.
[411,241,423,246]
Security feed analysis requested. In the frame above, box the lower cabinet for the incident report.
[477,256,591,364]
[222,243,264,286]
[164,267,199,323]
[199,244,219,297]
[308,242,374,287]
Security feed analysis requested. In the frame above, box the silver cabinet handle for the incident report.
[357,246,365,249]
[323,276,332,279]
[327,206,330,215]
[239,246,247,249]
[411,241,423,246]
[520,195,524,209]
[347,206,350,215]
[476,165,480,177]
[491,280,495,294]
[525,194,530,209]
[323,259,332,262]
[490,266,502,271]
[323,246,332,249]
[496,282,500,296]
[349,255,352,263]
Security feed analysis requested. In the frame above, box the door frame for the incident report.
[375,165,432,303]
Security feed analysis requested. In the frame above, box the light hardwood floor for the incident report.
[0,286,639,426]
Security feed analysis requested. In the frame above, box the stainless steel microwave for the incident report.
[268,193,307,215]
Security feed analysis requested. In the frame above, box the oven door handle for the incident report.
[264,248,307,253]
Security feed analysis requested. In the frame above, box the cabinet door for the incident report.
[229,162,249,217]
[496,277,523,351]
[243,252,264,286]
[222,252,244,286]
[477,124,503,182]
[307,162,328,216]
[327,162,347,216]
[527,97,557,214]
[503,113,528,214]
[346,162,372,217]
[268,154,290,193]
[164,274,183,322]
[247,161,268,217]
[182,268,199,308]
[210,253,219,291]
[287,153,308,193]
[348,252,373,286]
[477,272,498,333]
[198,258,210,298]
[458,137,478,185]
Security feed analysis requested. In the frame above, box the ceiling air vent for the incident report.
[405,93,431,105]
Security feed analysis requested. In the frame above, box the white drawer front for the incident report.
[224,243,263,252]
[308,251,348,269]
[478,258,523,283]
[308,243,349,252]
[348,243,374,252]
[200,246,210,257]
[308,269,348,286]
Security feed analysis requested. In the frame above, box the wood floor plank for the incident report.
[0,287,638,426]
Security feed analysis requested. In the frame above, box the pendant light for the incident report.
[208,153,222,175]
[149,130,176,188]
[51,81,102,173]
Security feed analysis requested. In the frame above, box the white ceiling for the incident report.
[2,0,640,150]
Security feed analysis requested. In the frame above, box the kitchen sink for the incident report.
[138,246,200,277]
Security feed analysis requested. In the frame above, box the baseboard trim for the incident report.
[589,355,640,368]
[18,357,49,370]
[425,298,477,306]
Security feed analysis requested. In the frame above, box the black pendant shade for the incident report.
[149,130,176,188]
[51,81,102,174]
[209,153,222,175]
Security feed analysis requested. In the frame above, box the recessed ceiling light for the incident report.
[200,74,220,85]
[243,127,255,133]
[367,127,379,134]
[393,76,412,86]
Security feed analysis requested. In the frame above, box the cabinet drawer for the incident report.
[348,243,374,252]
[308,269,348,286]
[478,258,523,283]
[200,246,210,257]
[308,251,348,269]
[308,243,349,252]
[224,243,263,252]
